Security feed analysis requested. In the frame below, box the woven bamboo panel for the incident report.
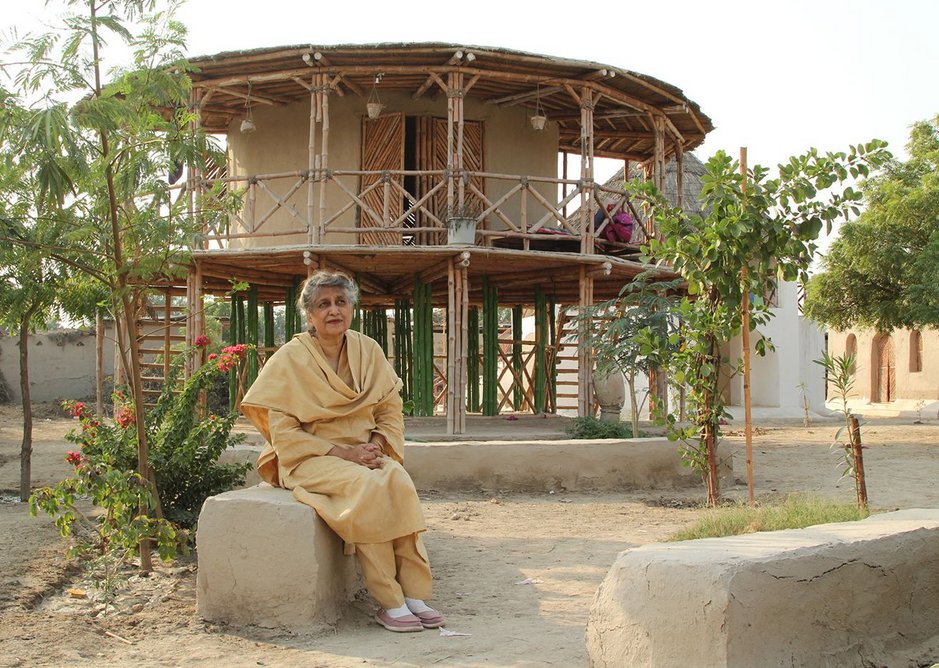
[431,118,484,237]
[359,113,404,245]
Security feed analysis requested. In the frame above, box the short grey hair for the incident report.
[297,271,359,317]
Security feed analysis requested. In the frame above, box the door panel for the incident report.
[359,113,404,245]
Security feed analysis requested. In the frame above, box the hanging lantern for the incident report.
[530,82,548,131]
[241,81,256,134]
[367,73,385,119]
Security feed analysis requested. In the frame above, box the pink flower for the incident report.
[208,353,218,361]
[115,406,136,429]
[194,335,210,348]
[65,451,82,466]
[68,401,88,419]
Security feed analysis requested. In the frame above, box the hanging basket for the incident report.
[530,114,547,131]
[366,102,384,119]
[447,217,477,246]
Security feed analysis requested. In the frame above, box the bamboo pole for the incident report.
[306,75,323,244]
[446,72,455,217]
[458,262,468,432]
[739,147,755,505]
[447,260,456,434]
[534,287,547,413]
[318,78,330,244]
[467,306,480,412]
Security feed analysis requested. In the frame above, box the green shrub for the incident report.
[565,416,646,439]
[30,343,253,561]
[669,494,869,541]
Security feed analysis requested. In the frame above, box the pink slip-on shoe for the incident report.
[412,608,446,629]
[375,609,423,633]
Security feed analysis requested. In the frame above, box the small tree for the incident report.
[639,143,890,506]
[3,0,234,568]
[584,273,681,437]
[814,352,868,510]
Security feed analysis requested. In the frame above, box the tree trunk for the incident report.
[18,306,38,502]
[626,371,640,438]
[701,336,721,507]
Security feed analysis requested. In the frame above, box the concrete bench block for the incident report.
[587,509,939,667]
[405,439,733,492]
[197,484,359,631]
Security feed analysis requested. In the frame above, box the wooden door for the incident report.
[359,113,404,245]
[873,334,896,402]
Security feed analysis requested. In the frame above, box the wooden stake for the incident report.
[740,147,755,505]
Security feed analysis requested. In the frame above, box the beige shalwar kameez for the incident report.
[240,330,432,608]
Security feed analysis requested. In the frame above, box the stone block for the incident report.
[197,484,360,631]
[586,509,939,667]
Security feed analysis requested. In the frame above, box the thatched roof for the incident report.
[600,152,707,217]
[187,42,713,161]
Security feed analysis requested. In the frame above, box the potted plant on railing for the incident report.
[446,203,481,246]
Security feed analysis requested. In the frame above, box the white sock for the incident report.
[405,597,434,614]
[385,604,412,618]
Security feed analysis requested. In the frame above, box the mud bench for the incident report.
[196,484,359,631]
[586,508,939,667]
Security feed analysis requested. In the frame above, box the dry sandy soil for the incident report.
[1,404,937,667]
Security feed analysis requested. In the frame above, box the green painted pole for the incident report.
[512,305,523,411]
[246,286,259,387]
[548,295,557,412]
[467,306,480,412]
[263,302,274,350]
[534,286,547,414]
[482,277,498,415]
[228,293,240,411]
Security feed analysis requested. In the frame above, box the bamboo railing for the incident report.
[191,167,653,252]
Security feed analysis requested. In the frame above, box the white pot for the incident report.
[593,369,626,422]
[447,217,477,246]
[530,114,547,131]
[366,102,384,119]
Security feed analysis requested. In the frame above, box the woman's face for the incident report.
[307,286,354,340]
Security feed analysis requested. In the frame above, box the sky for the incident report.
[3,0,938,216]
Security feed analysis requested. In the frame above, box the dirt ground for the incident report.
[1,404,937,668]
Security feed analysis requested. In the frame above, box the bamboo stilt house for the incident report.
[163,43,713,433]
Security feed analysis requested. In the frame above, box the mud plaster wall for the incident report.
[0,329,115,404]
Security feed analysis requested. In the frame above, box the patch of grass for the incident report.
[565,416,649,439]
[668,494,869,541]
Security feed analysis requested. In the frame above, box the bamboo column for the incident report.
[307,73,318,244]
[512,305,523,411]
[446,73,456,217]
[652,115,667,192]
[577,267,594,416]
[246,285,259,387]
[579,89,596,254]
[481,277,498,415]
[455,71,465,212]
[740,147,755,504]
[457,262,468,432]
[194,263,205,371]
[163,288,172,383]
[318,76,331,245]
[534,287,547,414]
[467,306,480,412]
[447,258,467,434]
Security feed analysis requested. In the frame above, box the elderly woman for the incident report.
[240,271,444,633]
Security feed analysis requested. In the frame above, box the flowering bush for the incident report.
[30,342,254,561]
